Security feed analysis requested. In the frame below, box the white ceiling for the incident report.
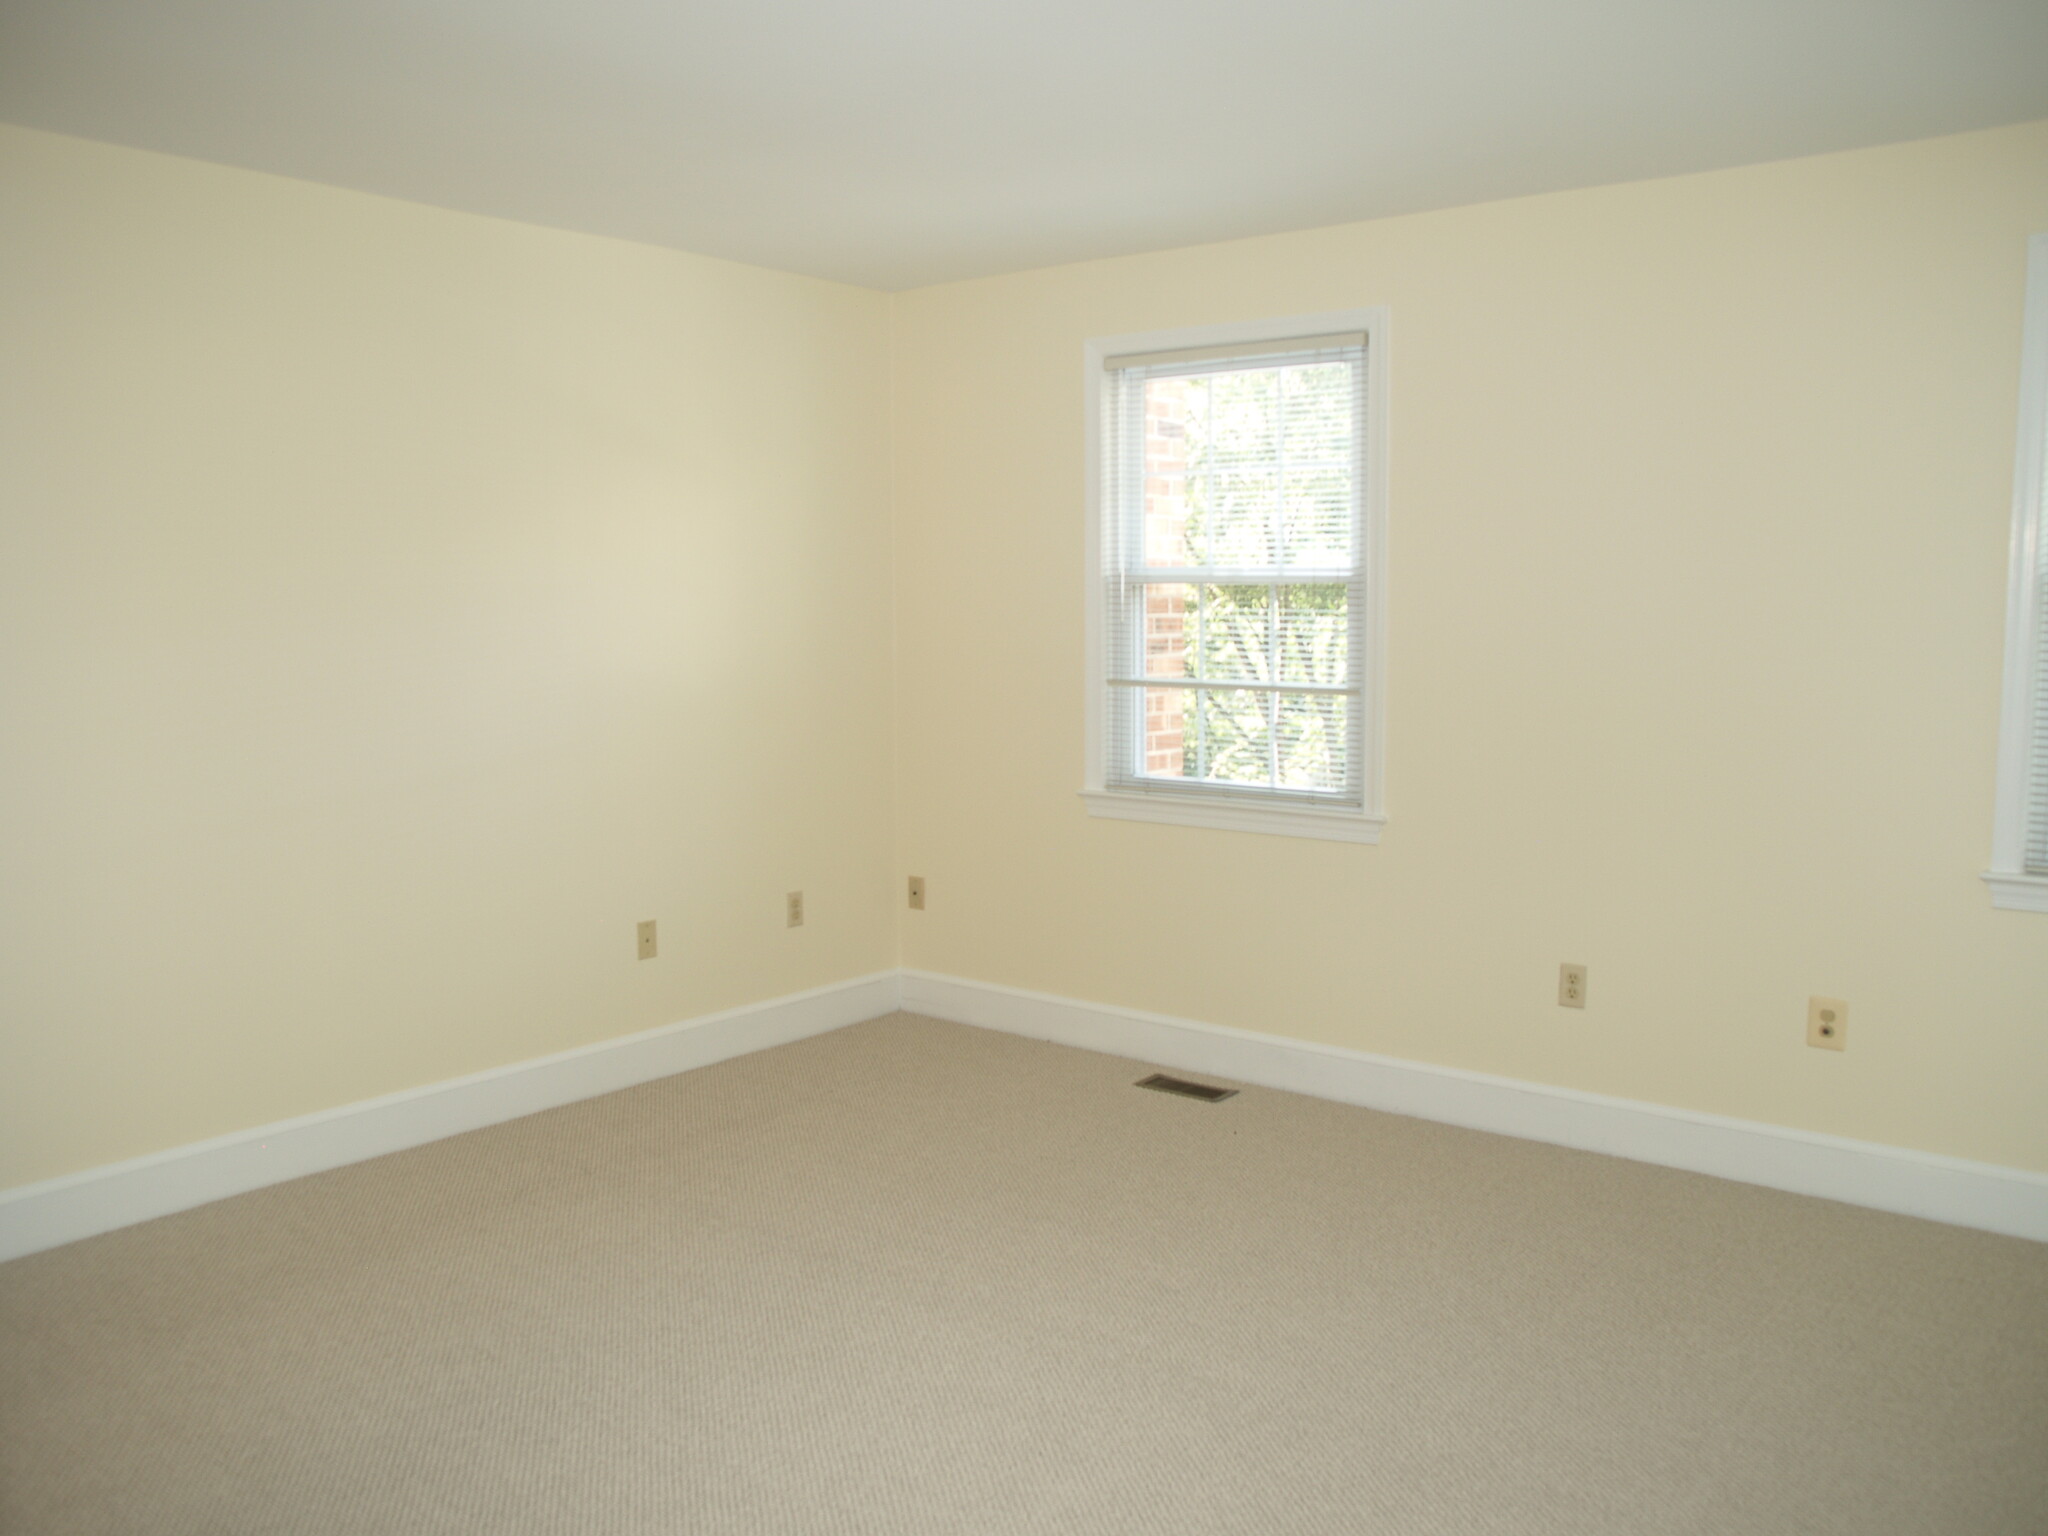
[3,0,2045,291]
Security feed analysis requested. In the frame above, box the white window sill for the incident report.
[1982,872,2048,912]
[1081,789,1384,844]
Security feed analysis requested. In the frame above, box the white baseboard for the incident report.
[9,966,2043,1263]
[0,971,903,1264]
[902,970,2048,1245]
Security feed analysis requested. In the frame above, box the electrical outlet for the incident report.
[908,875,925,910]
[636,920,657,960]
[1558,963,1587,1009]
[786,890,804,928]
[1807,996,1847,1051]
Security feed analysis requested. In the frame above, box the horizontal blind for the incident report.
[1101,336,1367,805]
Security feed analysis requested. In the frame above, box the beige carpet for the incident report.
[4,1012,2045,1535]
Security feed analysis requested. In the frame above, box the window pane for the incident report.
[1204,468,1278,566]
[1283,362,1353,458]
[1198,584,1271,684]
[1141,686,1193,778]
[1282,464,1352,567]
[1276,692,1349,792]
[1141,376,1205,568]
[1132,688,1351,793]
[1209,367,1280,465]
[1140,583,1194,678]
[1190,368,1282,570]
[1276,584,1348,686]
[1281,362,1354,565]
[1198,687,1272,787]
[1143,360,1359,573]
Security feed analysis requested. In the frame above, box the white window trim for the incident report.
[1985,233,2048,912]
[1081,310,1389,843]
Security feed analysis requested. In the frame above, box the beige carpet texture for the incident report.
[4,1012,2046,1535]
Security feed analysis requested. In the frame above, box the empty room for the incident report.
[3,1,2047,1531]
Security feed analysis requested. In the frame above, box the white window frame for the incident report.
[1986,234,2048,912]
[1081,310,1389,843]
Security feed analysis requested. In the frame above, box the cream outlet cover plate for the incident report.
[1807,996,1847,1050]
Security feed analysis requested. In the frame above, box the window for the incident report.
[1987,234,2048,911]
[1082,312,1387,842]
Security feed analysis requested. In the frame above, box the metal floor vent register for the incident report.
[1134,1073,1238,1103]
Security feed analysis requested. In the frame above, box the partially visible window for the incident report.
[1986,233,2048,912]
[1082,313,1386,842]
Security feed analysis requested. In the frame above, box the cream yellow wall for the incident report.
[9,118,2047,1197]
[891,122,2048,1173]
[0,125,898,1189]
